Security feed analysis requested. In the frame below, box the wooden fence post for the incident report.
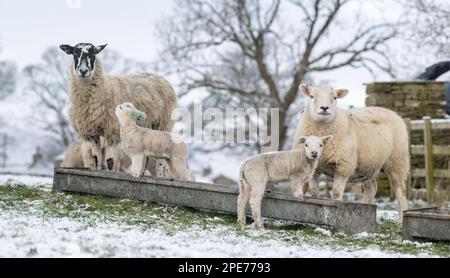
[423,116,435,203]
[404,118,412,199]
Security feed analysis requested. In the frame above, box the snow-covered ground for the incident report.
[0,174,52,187]
[0,174,448,258]
[0,209,428,258]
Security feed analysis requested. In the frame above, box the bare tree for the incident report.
[22,47,74,147]
[157,0,398,151]
[22,47,150,149]
[0,41,17,100]
[403,0,450,59]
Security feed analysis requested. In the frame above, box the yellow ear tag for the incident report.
[124,111,132,117]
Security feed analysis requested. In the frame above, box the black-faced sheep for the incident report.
[59,43,177,172]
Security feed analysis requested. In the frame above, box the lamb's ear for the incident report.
[298,137,307,145]
[59,44,74,55]
[299,84,311,97]
[95,44,108,54]
[134,111,147,121]
[322,135,333,146]
[336,89,349,99]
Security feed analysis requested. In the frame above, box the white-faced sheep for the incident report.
[115,102,192,180]
[238,136,330,228]
[292,84,410,219]
[59,43,177,173]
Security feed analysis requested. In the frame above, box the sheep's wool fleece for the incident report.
[293,106,410,181]
[69,59,177,145]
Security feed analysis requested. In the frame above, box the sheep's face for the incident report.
[115,102,147,125]
[300,84,349,123]
[298,135,332,161]
[59,43,107,79]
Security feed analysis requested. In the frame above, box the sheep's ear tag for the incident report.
[136,112,145,121]
[322,135,333,145]
[124,111,132,117]
[299,138,306,144]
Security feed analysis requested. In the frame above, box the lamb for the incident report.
[237,136,330,228]
[59,43,177,173]
[61,138,130,171]
[61,139,93,168]
[115,102,192,180]
[292,84,410,219]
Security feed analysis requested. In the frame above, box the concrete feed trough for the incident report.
[403,207,450,242]
[53,168,377,234]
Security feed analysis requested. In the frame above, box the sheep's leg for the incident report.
[88,137,102,170]
[249,192,264,228]
[290,175,307,199]
[331,175,349,201]
[156,159,175,178]
[246,177,266,228]
[237,178,251,226]
[82,147,94,168]
[156,159,170,178]
[170,157,190,181]
[309,173,320,197]
[361,179,378,204]
[105,144,120,171]
[130,154,145,178]
[387,172,408,221]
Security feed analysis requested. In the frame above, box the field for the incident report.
[0,175,449,258]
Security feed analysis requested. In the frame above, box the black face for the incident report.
[59,43,107,79]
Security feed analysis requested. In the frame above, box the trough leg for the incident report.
[332,175,349,201]
[361,179,377,204]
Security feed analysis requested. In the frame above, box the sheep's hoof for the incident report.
[131,173,141,178]
[92,155,99,170]
[294,192,304,199]
[107,158,114,171]
[237,218,246,226]
[254,223,264,229]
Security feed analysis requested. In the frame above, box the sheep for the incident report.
[115,102,192,180]
[292,84,410,220]
[237,136,331,228]
[61,137,131,171]
[59,43,177,173]
[61,139,93,168]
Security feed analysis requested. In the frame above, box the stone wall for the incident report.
[366,81,449,195]
[366,81,448,119]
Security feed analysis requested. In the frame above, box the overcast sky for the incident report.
[0,0,408,107]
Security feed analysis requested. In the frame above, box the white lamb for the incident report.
[115,102,192,180]
[293,84,410,220]
[237,136,331,228]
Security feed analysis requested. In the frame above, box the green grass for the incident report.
[0,179,449,257]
